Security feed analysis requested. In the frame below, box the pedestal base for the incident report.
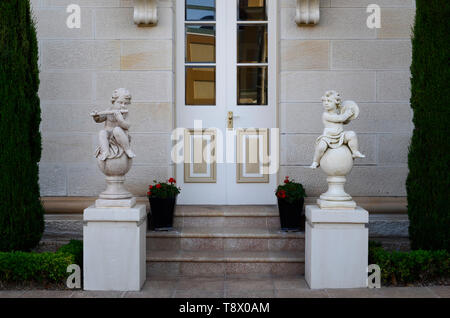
[317,198,356,209]
[318,175,356,209]
[305,205,368,289]
[99,176,133,200]
[95,197,136,208]
[83,205,146,291]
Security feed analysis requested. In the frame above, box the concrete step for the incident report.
[146,250,305,278]
[167,205,282,229]
[43,212,410,240]
[147,227,305,252]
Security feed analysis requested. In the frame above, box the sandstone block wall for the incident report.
[33,0,415,198]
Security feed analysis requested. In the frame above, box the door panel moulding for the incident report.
[134,0,158,25]
[296,0,320,25]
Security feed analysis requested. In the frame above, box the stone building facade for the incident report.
[33,0,415,203]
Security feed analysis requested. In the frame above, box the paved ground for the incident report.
[1,276,449,298]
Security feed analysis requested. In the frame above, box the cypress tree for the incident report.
[0,0,44,251]
[406,0,450,251]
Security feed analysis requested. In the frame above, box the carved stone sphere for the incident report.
[97,155,132,177]
[320,146,353,177]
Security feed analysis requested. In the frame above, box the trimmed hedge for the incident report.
[0,240,83,284]
[57,240,83,267]
[0,0,44,251]
[406,1,450,251]
[369,242,450,286]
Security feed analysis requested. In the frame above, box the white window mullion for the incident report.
[227,0,238,109]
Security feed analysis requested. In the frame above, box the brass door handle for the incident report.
[227,111,233,129]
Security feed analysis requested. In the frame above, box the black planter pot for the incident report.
[148,196,177,230]
[277,197,305,231]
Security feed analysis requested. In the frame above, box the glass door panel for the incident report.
[238,0,267,21]
[186,25,216,63]
[186,0,216,21]
[237,66,267,105]
[186,67,216,105]
[237,25,267,63]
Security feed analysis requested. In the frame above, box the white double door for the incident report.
[176,0,278,205]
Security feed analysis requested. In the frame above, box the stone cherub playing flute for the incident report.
[310,90,365,169]
[91,88,136,161]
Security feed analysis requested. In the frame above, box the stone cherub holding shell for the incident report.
[310,90,365,169]
[91,88,136,161]
[311,90,365,209]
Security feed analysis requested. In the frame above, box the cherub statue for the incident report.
[91,88,136,161]
[310,90,365,169]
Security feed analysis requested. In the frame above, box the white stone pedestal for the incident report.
[305,205,369,289]
[83,204,146,291]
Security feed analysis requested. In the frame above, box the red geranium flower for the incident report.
[275,177,305,203]
[156,184,162,189]
[168,178,175,184]
[277,190,287,199]
[147,191,151,196]
[149,185,153,189]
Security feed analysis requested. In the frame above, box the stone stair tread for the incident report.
[147,227,304,238]
[174,205,278,217]
[146,250,305,263]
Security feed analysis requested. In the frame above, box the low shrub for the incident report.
[369,241,450,285]
[57,240,83,266]
[0,240,83,284]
